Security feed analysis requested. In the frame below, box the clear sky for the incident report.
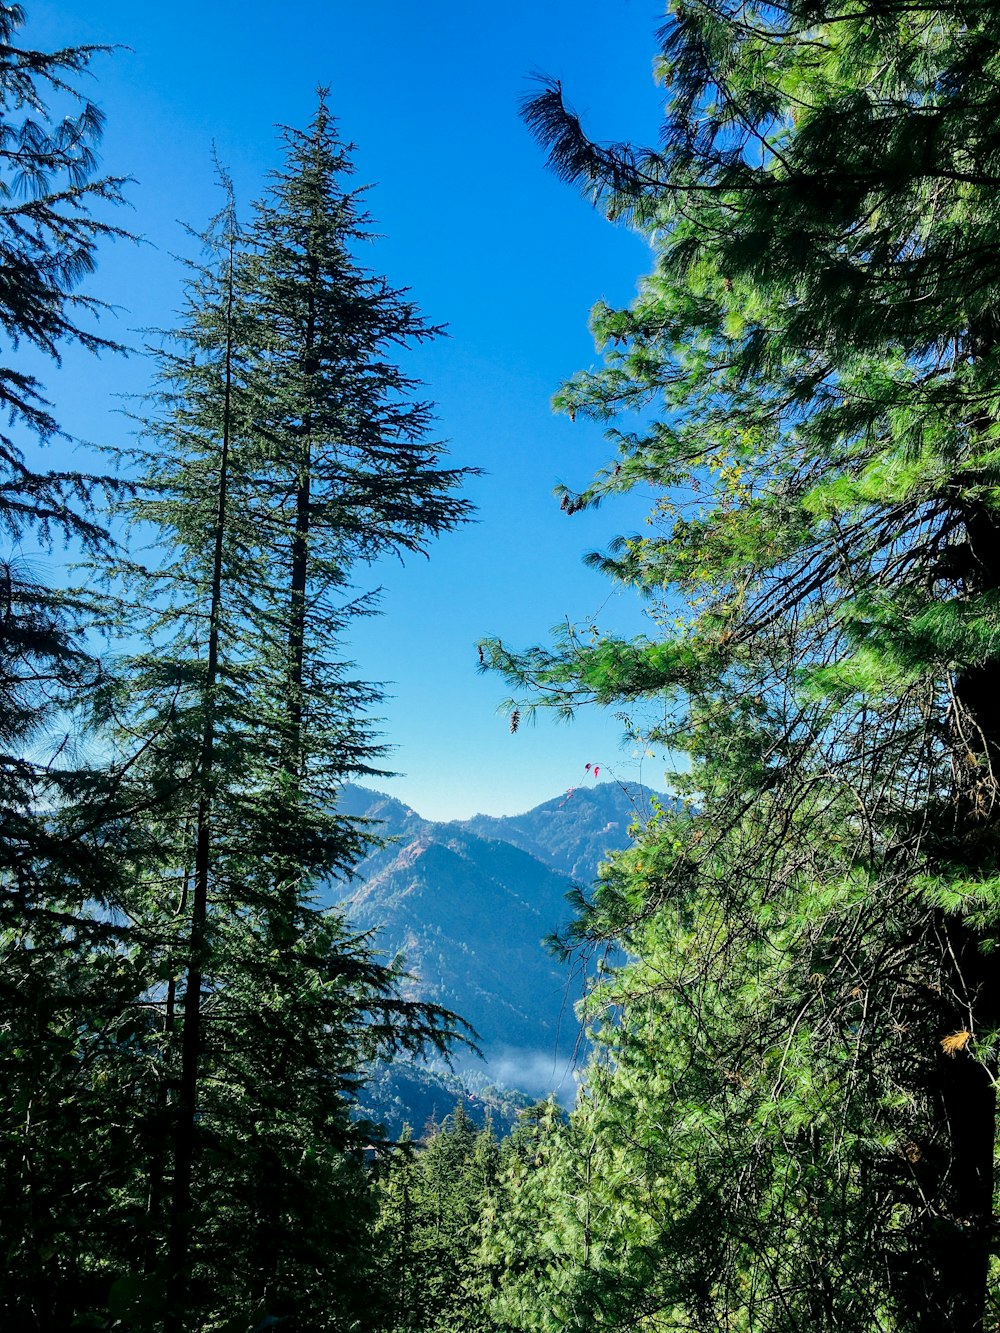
[29,0,669,820]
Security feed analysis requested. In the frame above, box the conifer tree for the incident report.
[0,1,129,822]
[0,11,148,1329]
[238,90,472,830]
[373,1127,423,1332]
[0,1,128,534]
[109,104,474,1331]
[373,1105,503,1332]
[0,1,130,921]
[224,97,475,1321]
[484,3,1000,1329]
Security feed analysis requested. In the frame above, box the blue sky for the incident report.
[30,0,669,820]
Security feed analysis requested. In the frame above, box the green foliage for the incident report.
[99,99,475,1332]
[0,44,475,1333]
[373,1105,503,1332]
[0,0,130,539]
[0,11,153,1329]
[484,3,1000,1329]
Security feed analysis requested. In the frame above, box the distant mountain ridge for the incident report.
[327,782,662,1113]
[457,781,657,883]
[336,779,658,884]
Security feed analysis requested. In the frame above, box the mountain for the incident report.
[345,824,580,1059]
[325,783,660,1114]
[458,782,658,883]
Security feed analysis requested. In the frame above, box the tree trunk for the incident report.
[164,231,236,1332]
[932,499,1000,1333]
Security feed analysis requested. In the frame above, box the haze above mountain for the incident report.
[325,782,661,1116]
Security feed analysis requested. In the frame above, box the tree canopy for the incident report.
[482,2,1000,1329]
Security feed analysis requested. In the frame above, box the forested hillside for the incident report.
[345,806,587,1070]
[339,778,658,885]
[4,2,1000,1332]
[458,781,658,882]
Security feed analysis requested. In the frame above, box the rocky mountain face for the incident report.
[324,783,658,1126]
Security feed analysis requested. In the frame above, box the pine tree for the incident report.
[0,0,129,787]
[222,96,476,1323]
[108,103,475,1331]
[373,1105,503,1332]
[0,1,130,926]
[372,1126,423,1332]
[484,4,1000,1328]
[238,90,472,826]
[0,1,129,533]
[0,11,151,1329]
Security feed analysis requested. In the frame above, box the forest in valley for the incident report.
[4,1,1000,1330]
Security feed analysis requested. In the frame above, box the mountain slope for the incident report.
[458,781,657,883]
[346,828,583,1059]
[327,782,661,1104]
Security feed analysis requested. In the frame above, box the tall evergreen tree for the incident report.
[0,11,147,1330]
[0,1,130,921]
[0,0,128,533]
[484,3,1000,1328]
[238,91,472,822]
[108,102,475,1332]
